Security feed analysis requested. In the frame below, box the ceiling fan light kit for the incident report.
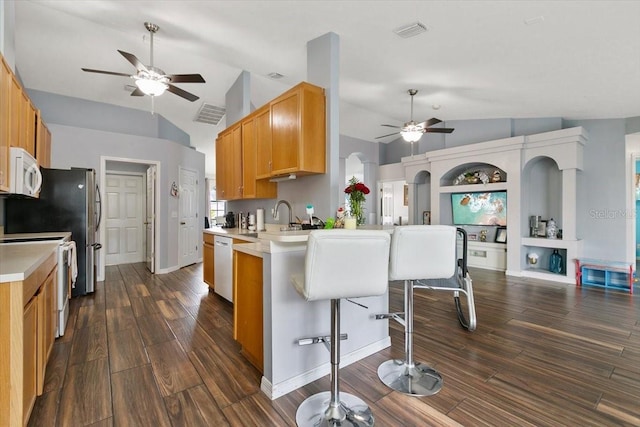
[81,22,205,104]
[376,89,455,143]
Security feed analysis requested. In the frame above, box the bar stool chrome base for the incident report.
[296,391,374,427]
[377,359,443,397]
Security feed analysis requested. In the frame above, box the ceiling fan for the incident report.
[82,22,205,103]
[376,89,454,142]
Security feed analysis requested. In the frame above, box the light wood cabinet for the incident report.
[0,56,10,191]
[37,267,57,394]
[241,107,277,199]
[215,124,242,200]
[22,297,37,427]
[36,113,51,168]
[0,250,58,427]
[233,250,264,372]
[203,233,215,288]
[270,82,325,177]
[22,97,36,157]
[255,106,272,179]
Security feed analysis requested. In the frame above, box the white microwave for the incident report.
[9,147,42,197]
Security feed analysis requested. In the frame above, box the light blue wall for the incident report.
[27,89,191,147]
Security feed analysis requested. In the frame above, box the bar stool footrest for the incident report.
[377,359,443,397]
[298,333,348,346]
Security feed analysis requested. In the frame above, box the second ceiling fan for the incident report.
[376,89,454,142]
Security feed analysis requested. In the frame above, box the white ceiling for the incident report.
[12,1,640,177]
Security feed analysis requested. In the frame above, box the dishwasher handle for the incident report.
[215,240,229,247]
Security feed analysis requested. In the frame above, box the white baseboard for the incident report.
[155,265,180,274]
[260,337,391,400]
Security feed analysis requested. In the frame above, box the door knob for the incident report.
[180,221,186,225]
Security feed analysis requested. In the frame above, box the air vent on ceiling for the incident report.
[393,21,428,38]
[194,103,226,125]
[268,72,284,79]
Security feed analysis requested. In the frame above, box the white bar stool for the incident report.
[377,225,457,397]
[291,230,391,427]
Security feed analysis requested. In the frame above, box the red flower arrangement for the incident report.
[344,177,370,225]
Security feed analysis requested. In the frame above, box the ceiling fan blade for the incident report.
[118,50,148,72]
[166,83,199,102]
[168,74,206,83]
[81,68,131,77]
[381,124,401,129]
[130,88,145,96]
[425,127,455,134]
[425,118,442,127]
[375,132,400,139]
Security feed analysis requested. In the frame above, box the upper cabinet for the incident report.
[214,81,325,201]
[216,123,243,200]
[0,52,52,194]
[36,113,51,168]
[270,82,326,177]
[0,56,11,191]
[241,106,277,199]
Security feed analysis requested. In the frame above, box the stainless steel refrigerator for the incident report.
[5,167,102,296]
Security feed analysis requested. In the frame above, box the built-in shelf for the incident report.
[521,237,581,249]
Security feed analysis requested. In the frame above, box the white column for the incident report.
[562,169,578,241]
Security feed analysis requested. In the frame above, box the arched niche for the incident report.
[412,169,432,224]
[522,156,562,233]
[440,162,507,187]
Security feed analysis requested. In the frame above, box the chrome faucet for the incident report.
[274,199,292,225]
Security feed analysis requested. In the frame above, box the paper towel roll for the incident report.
[256,208,265,231]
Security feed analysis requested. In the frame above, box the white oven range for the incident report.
[0,234,76,337]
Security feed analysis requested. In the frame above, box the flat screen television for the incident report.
[451,191,507,226]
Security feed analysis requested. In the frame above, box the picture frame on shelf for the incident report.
[495,227,507,243]
[422,211,431,225]
[537,220,547,237]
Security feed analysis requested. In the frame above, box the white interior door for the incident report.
[145,165,156,272]
[105,174,145,266]
[179,167,198,267]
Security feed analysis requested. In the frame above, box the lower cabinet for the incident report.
[22,297,37,427]
[233,250,263,372]
[459,241,507,271]
[0,250,58,427]
[203,233,214,288]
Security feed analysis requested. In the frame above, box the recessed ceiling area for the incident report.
[10,1,640,174]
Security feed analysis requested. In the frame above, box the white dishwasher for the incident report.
[214,235,233,302]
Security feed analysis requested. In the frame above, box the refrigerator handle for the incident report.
[95,183,102,230]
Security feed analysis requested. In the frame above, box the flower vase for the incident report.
[350,201,365,226]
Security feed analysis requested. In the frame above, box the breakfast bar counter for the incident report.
[207,225,394,399]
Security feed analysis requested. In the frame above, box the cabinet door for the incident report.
[36,114,51,168]
[230,125,243,199]
[215,134,226,200]
[24,99,36,157]
[203,234,214,288]
[270,90,299,175]
[241,116,257,198]
[215,125,243,201]
[10,75,21,150]
[40,267,57,388]
[0,56,10,191]
[23,297,37,426]
[255,107,272,179]
[233,251,263,372]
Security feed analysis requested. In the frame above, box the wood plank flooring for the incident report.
[28,263,640,426]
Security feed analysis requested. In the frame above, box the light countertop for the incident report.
[0,241,60,282]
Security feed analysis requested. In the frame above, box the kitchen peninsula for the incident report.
[204,225,393,399]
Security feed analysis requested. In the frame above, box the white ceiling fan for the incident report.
[376,89,455,142]
[81,22,205,103]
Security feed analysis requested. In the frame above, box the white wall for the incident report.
[48,123,206,276]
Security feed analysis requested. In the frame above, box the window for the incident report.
[209,186,226,225]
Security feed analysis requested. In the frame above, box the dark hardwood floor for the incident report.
[28,263,640,426]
